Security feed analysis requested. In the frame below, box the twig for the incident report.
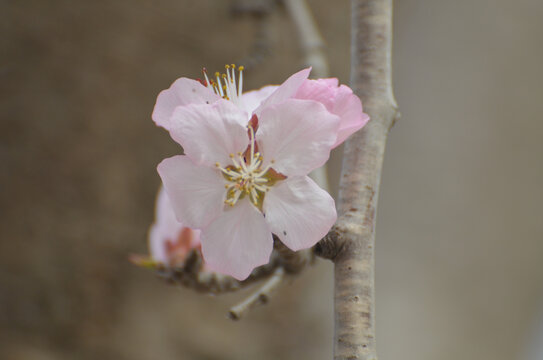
[284,0,331,191]
[228,267,285,320]
[323,1,399,359]
[283,0,329,77]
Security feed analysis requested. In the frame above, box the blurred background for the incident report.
[1,0,542,359]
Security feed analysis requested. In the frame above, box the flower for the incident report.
[148,186,202,268]
[153,66,369,280]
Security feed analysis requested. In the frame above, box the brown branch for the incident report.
[144,237,312,298]
[327,1,399,359]
[156,249,282,295]
[313,226,341,260]
[274,237,314,274]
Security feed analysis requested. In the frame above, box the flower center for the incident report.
[203,64,244,107]
[215,125,284,209]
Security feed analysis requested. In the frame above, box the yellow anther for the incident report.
[214,72,220,77]
[225,64,230,69]
[221,74,227,79]
[238,66,244,71]
[229,153,234,158]
[224,184,229,188]
[231,64,236,69]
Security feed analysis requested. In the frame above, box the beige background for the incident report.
[1,1,542,359]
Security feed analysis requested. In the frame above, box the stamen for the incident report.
[215,72,224,97]
[230,64,237,96]
[215,122,283,208]
[238,66,244,98]
[202,64,245,105]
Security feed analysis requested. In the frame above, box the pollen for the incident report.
[202,64,245,106]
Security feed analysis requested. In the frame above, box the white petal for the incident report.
[152,78,220,130]
[157,155,225,229]
[254,68,311,114]
[169,99,250,167]
[240,85,278,115]
[263,176,337,251]
[201,199,273,280]
[256,99,340,176]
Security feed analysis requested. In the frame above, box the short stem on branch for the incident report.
[228,267,285,320]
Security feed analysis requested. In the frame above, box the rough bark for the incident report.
[332,1,398,359]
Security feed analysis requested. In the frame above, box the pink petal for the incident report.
[255,68,311,114]
[294,78,337,110]
[256,99,340,176]
[319,78,339,87]
[331,85,370,147]
[201,199,273,280]
[263,176,337,251]
[157,155,225,229]
[149,186,202,265]
[152,78,220,130]
[294,79,370,148]
[240,85,278,115]
[169,99,250,167]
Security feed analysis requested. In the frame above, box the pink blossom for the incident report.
[294,78,370,148]
[149,186,202,268]
[152,66,368,280]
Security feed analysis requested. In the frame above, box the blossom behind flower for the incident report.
[149,187,202,268]
[293,78,370,148]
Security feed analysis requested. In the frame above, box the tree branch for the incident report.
[330,1,399,359]
[283,0,329,78]
[228,267,285,320]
